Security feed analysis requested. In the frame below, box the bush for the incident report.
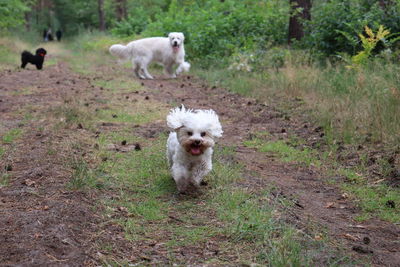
[142,0,289,63]
[302,1,400,57]
[110,7,150,37]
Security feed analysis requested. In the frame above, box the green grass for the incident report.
[0,173,11,187]
[93,78,142,93]
[2,128,23,144]
[67,156,100,190]
[246,131,399,224]
[343,182,400,223]
[244,133,320,167]
[195,52,400,147]
[10,87,34,96]
[89,129,336,265]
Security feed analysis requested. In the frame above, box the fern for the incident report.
[349,25,390,68]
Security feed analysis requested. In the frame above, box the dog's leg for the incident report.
[21,61,27,69]
[165,63,176,79]
[141,66,154,80]
[132,60,146,79]
[193,160,212,186]
[171,164,190,193]
[139,57,154,80]
[175,64,183,75]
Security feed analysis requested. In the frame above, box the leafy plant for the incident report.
[350,25,390,67]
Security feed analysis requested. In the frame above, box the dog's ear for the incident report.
[197,109,223,138]
[167,105,187,130]
[178,32,184,40]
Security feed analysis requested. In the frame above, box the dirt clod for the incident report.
[121,140,127,146]
[353,245,374,254]
[6,164,13,171]
[363,236,371,245]
[134,143,141,151]
[385,200,396,208]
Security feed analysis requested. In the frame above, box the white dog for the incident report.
[166,105,223,193]
[109,32,190,79]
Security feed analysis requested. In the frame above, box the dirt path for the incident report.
[0,62,99,266]
[0,48,399,266]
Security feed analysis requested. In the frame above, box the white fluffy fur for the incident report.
[166,105,223,193]
[109,32,190,79]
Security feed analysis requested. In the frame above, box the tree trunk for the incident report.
[379,0,394,11]
[115,0,127,21]
[288,0,312,44]
[98,0,106,31]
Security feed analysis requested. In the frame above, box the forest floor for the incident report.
[0,43,399,266]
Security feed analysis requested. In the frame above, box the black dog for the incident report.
[56,30,62,41]
[21,48,47,70]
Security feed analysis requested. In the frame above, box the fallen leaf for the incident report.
[23,179,36,187]
[350,224,366,229]
[325,202,335,208]
[344,233,359,241]
[314,234,323,241]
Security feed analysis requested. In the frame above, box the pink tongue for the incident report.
[191,147,201,155]
[173,46,180,52]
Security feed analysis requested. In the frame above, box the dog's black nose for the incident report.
[194,140,201,145]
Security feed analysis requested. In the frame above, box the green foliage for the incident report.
[110,12,149,37]
[350,25,391,67]
[142,0,289,62]
[0,0,29,30]
[2,128,23,144]
[303,0,400,56]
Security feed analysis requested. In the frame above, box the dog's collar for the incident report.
[39,53,45,57]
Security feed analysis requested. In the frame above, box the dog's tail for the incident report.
[109,44,131,63]
[181,61,191,72]
[176,61,191,75]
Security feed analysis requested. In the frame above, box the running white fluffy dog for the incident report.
[166,105,223,193]
[109,32,190,79]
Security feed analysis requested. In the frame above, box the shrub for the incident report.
[303,1,400,57]
[110,7,150,37]
[142,0,289,63]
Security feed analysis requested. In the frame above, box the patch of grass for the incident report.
[0,173,11,187]
[343,183,400,223]
[338,168,364,184]
[52,105,94,130]
[10,87,34,96]
[247,131,399,224]
[195,66,263,96]
[195,54,400,147]
[244,136,320,167]
[67,156,99,190]
[95,102,167,125]
[93,78,142,93]
[2,128,23,144]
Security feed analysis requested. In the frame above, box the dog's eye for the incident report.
[187,131,193,136]
[201,132,206,137]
